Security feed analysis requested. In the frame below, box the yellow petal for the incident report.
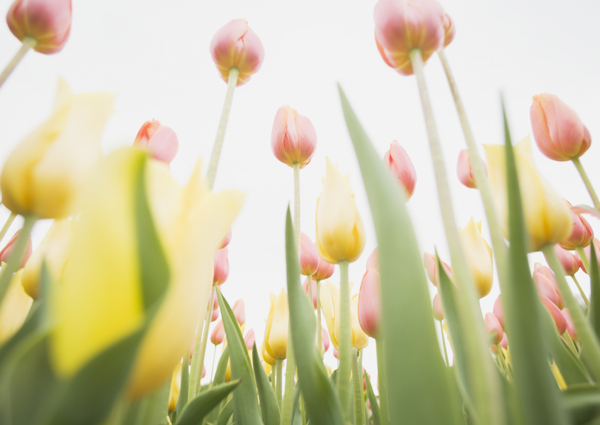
[351,294,369,350]
[266,289,289,360]
[263,293,277,365]
[0,270,33,345]
[319,280,337,350]
[168,362,182,412]
[459,217,494,298]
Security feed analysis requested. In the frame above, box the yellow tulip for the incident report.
[262,361,272,376]
[315,158,366,264]
[320,281,368,350]
[22,218,74,299]
[484,136,572,252]
[0,269,33,345]
[264,289,288,360]
[49,147,245,398]
[168,362,182,412]
[1,79,115,219]
[459,218,494,298]
[350,294,369,350]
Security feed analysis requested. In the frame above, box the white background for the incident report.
[1,0,599,385]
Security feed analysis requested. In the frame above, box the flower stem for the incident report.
[0,37,36,90]
[352,348,365,425]
[281,334,296,425]
[0,212,16,244]
[316,280,323,354]
[563,331,578,357]
[0,215,36,304]
[576,246,590,273]
[189,287,215,401]
[209,344,217,389]
[206,68,239,190]
[572,157,600,210]
[276,359,283,409]
[571,274,589,307]
[337,260,352,420]
[375,338,389,425]
[542,244,600,381]
[293,162,301,251]
[439,320,449,367]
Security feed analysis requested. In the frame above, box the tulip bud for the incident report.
[333,348,339,359]
[533,263,559,290]
[560,202,593,250]
[549,245,581,277]
[485,312,503,345]
[300,233,320,276]
[211,320,225,345]
[358,269,381,338]
[459,218,494,298]
[303,278,318,309]
[366,248,379,270]
[442,12,456,48]
[499,333,508,350]
[271,106,317,168]
[314,256,335,281]
[432,293,444,321]
[530,94,591,161]
[374,0,445,75]
[533,272,564,310]
[316,159,366,264]
[232,299,246,326]
[264,289,289,360]
[383,141,416,200]
[582,238,600,274]
[563,309,577,341]
[219,229,232,249]
[541,296,567,335]
[211,306,219,322]
[210,19,265,86]
[493,296,504,328]
[244,329,255,351]
[322,327,331,354]
[423,252,452,286]
[7,0,72,54]
[0,230,32,269]
[213,248,229,285]
[456,149,487,189]
[133,120,179,165]
[167,362,182,412]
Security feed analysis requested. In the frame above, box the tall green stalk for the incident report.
[0,215,36,304]
[276,359,283,409]
[337,260,352,420]
[352,348,365,425]
[572,157,600,209]
[316,280,323,354]
[375,339,389,425]
[0,212,16,243]
[189,287,215,400]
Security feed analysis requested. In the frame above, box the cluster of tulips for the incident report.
[1,0,600,425]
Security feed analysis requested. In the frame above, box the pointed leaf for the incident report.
[204,346,230,425]
[176,357,190,416]
[588,241,600,340]
[177,380,241,425]
[364,373,382,425]
[252,344,280,425]
[563,384,600,424]
[218,398,235,425]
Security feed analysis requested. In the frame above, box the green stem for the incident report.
[542,244,600,381]
[0,37,36,90]
[563,331,579,357]
[0,215,36,304]
[495,346,507,376]
[410,48,504,425]
[439,320,449,367]
[271,367,276,393]
[337,261,352,420]
[189,287,215,401]
[316,280,323,355]
[301,394,307,425]
[293,162,301,250]
[375,339,388,425]
[281,335,296,425]
[0,213,16,244]
[209,343,217,389]
[572,157,600,210]
[571,274,589,307]
[276,359,283,409]
[352,348,365,425]
[206,68,239,190]
[576,246,590,273]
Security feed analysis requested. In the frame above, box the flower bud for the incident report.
[313,256,335,281]
[432,293,443,321]
[351,294,369,350]
[541,296,567,335]
[168,362,182,412]
[213,247,229,285]
[133,120,179,165]
[211,320,225,346]
[321,327,331,354]
[533,263,559,291]
[264,289,289,360]
[210,19,265,86]
[211,306,219,322]
[366,248,379,270]
[459,218,494,298]
[0,230,32,269]
[442,12,456,48]
[358,269,381,338]
[232,299,246,326]
[533,272,564,310]
[219,229,232,249]
[485,312,503,345]
[493,296,504,328]
[7,0,72,54]
[530,94,591,161]
[582,238,600,274]
[456,149,487,189]
[303,278,318,309]
[300,233,320,276]
[560,202,593,250]
[549,245,581,277]
[244,329,255,351]
[383,141,416,200]
[316,159,366,264]
[499,333,508,350]
[261,332,276,366]
[423,252,451,286]
[563,309,577,341]
[271,106,317,168]
[374,0,445,75]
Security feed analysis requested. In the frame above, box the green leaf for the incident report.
[563,384,600,424]
[291,382,301,425]
[177,380,241,425]
[338,85,461,425]
[218,398,235,425]
[177,358,190,417]
[284,208,345,425]
[205,346,231,425]
[252,344,280,425]
[501,104,568,425]
[216,289,261,425]
[364,373,382,425]
[588,241,600,340]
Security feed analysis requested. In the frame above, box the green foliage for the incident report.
[252,344,280,425]
[177,380,241,425]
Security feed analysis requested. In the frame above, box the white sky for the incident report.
[1,0,600,385]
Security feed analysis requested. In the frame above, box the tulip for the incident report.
[6,0,71,54]
[374,0,445,75]
[351,294,369,350]
[232,299,246,326]
[49,148,245,398]
[549,245,581,277]
[442,12,456,48]
[563,309,577,341]
[220,229,232,249]
[133,120,179,165]
[533,270,564,310]
[244,329,255,351]
[366,248,379,270]
[0,230,32,269]
[262,361,272,376]
[541,296,567,335]
[210,19,265,86]
[22,218,73,299]
[582,238,600,274]
[211,320,225,346]
[1,79,115,219]
[320,281,368,350]
[459,218,494,298]
[485,312,503,345]
[0,270,33,345]
[432,293,443,321]
[271,106,317,168]
[213,247,229,285]
[456,149,487,189]
[530,94,591,161]
[303,278,318,309]
[533,263,559,291]
[322,327,331,354]
[264,289,289,360]
[383,141,417,200]
[560,202,593,250]
[211,306,219,322]
[493,296,504,328]
[167,362,182,412]
[423,252,452,286]
[300,233,320,276]
[484,136,572,252]
[358,269,381,338]
[334,348,339,359]
[313,256,335,281]
[315,158,366,264]
[261,327,276,366]
[499,333,508,350]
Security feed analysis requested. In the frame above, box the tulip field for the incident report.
[1,0,600,425]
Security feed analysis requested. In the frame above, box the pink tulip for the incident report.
[560,202,593,250]
[300,233,320,276]
[211,320,225,345]
[432,293,443,321]
[7,0,71,54]
[423,252,452,286]
[485,312,503,345]
[202,364,207,378]
[530,94,591,161]
[333,348,339,359]
[533,263,560,291]
[313,256,335,281]
[322,327,331,353]
[492,333,508,354]
[244,329,255,350]
[582,238,600,274]
[211,306,219,322]
[213,248,229,285]
[374,0,445,75]
[303,278,318,310]
[133,120,179,165]
[232,299,246,326]
[562,309,577,341]
[541,296,567,335]
[533,271,564,310]
[383,141,417,200]
[493,296,504,328]
[366,248,379,270]
[0,230,32,268]
[271,105,317,168]
[358,269,381,338]
[220,229,232,249]
[456,149,486,189]
[549,245,581,277]
[210,19,264,86]
[442,12,456,48]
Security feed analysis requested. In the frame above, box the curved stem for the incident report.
[439,320,449,367]
[375,338,389,425]
[571,274,589,307]
[576,246,590,273]
[0,213,16,244]
[281,335,296,425]
[206,68,239,190]
[0,37,36,90]
[276,358,283,408]
[293,163,301,250]
[337,261,352,420]
[316,280,323,355]
[209,344,217,389]
[0,215,36,304]
[352,348,365,425]
[189,287,215,400]
[572,157,600,210]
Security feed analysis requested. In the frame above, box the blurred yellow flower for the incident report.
[484,136,572,251]
[168,362,182,412]
[264,289,288,360]
[316,158,366,264]
[1,79,115,219]
[459,218,494,298]
[0,269,33,345]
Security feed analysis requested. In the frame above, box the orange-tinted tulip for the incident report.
[213,247,229,285]
[549,245,581,277]
[0,230,32,269]
[358,269,381,338]
[271,106,317,168]
[314,256,335,281]
[560,202,593,250]
[383,141,416,200]
[300,233,320,276]
[541,296,567,334]
[442,12,456,48]
[303,278,318,310]
[456,149,486,189]
[232,299,246,326]
[211,320,225,345]
[533,272,564,310]
[423,252,451,286]
[133,120,179,165]
[244,329,255,351]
